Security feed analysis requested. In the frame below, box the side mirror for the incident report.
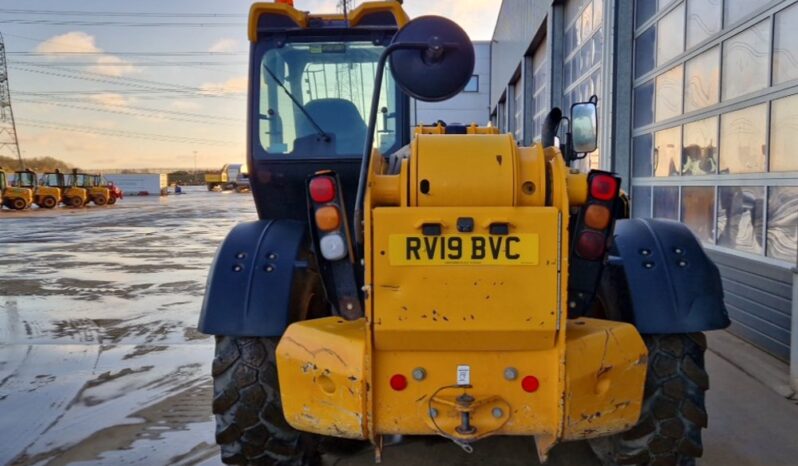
[389,16,475,102]
[570,98,598,154]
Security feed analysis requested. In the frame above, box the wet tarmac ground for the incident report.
[2,188,798,466]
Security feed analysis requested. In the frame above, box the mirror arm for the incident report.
[353,41,430,255]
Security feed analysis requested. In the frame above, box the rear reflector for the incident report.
[590,174,618,201]
[521,375,540,393]
[309,176,336,203]
[576,230,606,261]
[319,233,347,261]
[315,206,341,231]
[390,374,408,391]
[584,204,611,230]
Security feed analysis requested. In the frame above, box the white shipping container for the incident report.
[104,173,168,196]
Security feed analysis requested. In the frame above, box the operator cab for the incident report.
[42,171,66,189]
[13,170,37,188]
[248,2,410,221]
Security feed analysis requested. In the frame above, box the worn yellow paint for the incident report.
[274,122,648,453]
[562,318,648,440]
[276,317,369,439]
[249,1,408,42]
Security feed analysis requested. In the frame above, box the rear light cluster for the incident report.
[574,172,619,261]
[309,175,349,261]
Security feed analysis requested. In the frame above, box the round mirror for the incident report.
[389,16,475,102]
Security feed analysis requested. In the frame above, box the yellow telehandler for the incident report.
[199,3,730,465]
[69,170,110,206]
[2,169,34,210]
[41,169,88,208]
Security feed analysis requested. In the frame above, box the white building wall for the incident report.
[411,41,491,127]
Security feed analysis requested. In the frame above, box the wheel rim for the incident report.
[95,196,107,206]
[13,199,26,210]
[43,197,56,208]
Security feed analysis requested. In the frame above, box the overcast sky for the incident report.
[1,0,500,170]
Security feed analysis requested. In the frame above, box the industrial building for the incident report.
[481,0,797,382]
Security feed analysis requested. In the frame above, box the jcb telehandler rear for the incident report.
[199,3,730,465]
[41,169,88,208]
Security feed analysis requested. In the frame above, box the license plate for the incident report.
[388,234,539,266]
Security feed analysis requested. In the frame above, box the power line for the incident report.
[0,19,244,27]
[15,98,244,126]
[9,60,247,67]
[0,8,246,18]
[17,117,239,146]
[20,96,243,122]
[9,65,247,97]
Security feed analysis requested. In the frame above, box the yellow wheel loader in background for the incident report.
[13,168,61,209]
[41,169,88,208]
[2,169,35,210]
[70,170,110,206]
[199,3,730,466]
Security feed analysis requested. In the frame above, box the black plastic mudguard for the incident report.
[198,219,308,336]
[612,218,731,334]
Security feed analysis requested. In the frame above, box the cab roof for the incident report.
[248,1,408,42]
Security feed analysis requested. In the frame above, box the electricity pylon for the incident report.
[0,32,24,168]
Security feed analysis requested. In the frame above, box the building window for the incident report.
[654,126,682,176]
[686,0,722,49]
[725,0,771,27]
[463,75,479,93]
[773,3,798,85]
[770,93,798,172]
[717,186,765,254]
[511,77,523,142]
[653,186,679,220]
[684,46,720,113]
[657,2,685,65]
[531,39,549,140]
[632,0,798,265]
[719,103,767,174]
[722,20,771,101]
[682,116,718,175]
[655,65,684,121]
[767,186,798,262]
[564,0,604,168]
[682,186,716,242]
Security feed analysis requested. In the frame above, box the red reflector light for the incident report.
[590,174,618,201]
[576,230,606,261]
[390,374,408,391]
[309,176,336,203]
[521,375,540,393]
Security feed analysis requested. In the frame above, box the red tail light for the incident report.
[389,374,408,391]
[521,375,540,393]
[576,230,606,260]
[309,176,336,203]
[590,174,618,201]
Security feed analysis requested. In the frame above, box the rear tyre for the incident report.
[69,197,85,208]
[40,196,57,209]
[94,195,108,206]
[589,333,708,466]
[108,196,117,205]
[213,336,320,465]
